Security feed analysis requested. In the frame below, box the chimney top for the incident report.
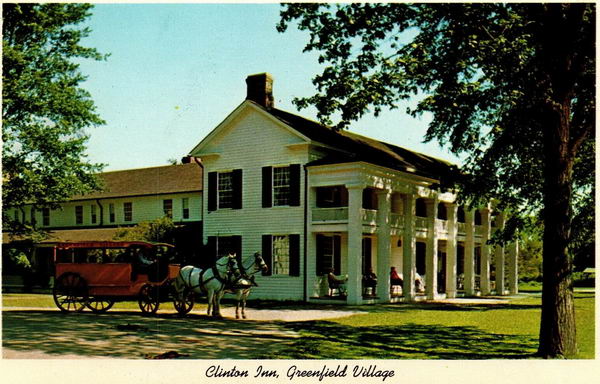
[246,73,274,109]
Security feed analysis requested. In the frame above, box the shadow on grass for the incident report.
[2,310,298,359]
[270,321,538,360]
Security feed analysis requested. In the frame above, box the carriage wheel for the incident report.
[86,298,115,313]
[173,288,194,316]
[53,272,89,313]
[138,284,160,315]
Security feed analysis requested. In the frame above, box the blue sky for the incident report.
[79,3,460,171]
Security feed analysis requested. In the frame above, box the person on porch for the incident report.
[327,268,348,296]
[362,268,378,295]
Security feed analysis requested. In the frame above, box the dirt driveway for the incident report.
[2,307,359,359]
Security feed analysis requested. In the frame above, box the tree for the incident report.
[3,3,106,235]
[278,3,594,358]
[113,217,176,244]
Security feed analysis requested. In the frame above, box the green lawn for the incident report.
[260,291,594,360]
[3,291,594,359]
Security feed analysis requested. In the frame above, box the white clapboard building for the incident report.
[188,73,519,304]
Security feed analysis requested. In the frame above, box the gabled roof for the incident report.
[261,104,456,181]
[71,163,203,200]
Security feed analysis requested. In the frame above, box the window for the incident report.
[362,188,377,210]
[75,206,83,225]
[437,203,447,220]
[109,203,115,223]
[163,199,173,218]
[214,236,240,259]
[415,198,427,217]
[262,234,300,276]
[124,202,133,222]
[42,208,50,226]
[182,198,189,219]
[315,186,348,208]
[91,205,97,224]
[272,235,290,275]
[316,234,341,275]
[208,169,242,211]
[273,167,290,206]
[218,172,233,209]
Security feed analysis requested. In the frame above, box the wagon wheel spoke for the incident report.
[53,272,89,313]
[138,284,159,315]
[86,298,115,313]
[173,287,194,316]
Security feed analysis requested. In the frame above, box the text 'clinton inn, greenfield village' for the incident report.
[4,73,519,305]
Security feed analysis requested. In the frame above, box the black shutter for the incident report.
[289,234,300,276]
[232,169,243,209]
[289,164,301,206]
[333,235,341,275]
[316,234,326,276]
[232,235,243,272]
[207,236,217,264]
[262,235,272,276]
[208,172,217,211]
[262,166,272,208]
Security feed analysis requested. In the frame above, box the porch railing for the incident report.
[312,207,348,222]
[415,217,428,230]
[390,213,404,228]
[361,209,378,225]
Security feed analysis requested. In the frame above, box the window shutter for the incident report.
[232,235,243,272]
[289,234,300,276]
[208,172,217,211]
[333,235,341,275]
[289,164,301,206]
[261,235,272,276]
[207,236,217,264]
[232,169,243,209]
[316,234,326,276]
[262,166,272,208]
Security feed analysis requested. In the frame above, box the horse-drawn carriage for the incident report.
[50,241,192,315]
[49,241,268,318]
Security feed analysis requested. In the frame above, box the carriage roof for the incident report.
[36,241,174,249]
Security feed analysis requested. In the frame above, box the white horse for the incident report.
[221,252,269,319]
[173,253,240,318]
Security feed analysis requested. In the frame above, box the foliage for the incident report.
[6,248,32,272]
[2,3,106,235]
[518,234,543,282]
[113,216,176,243]
[279,3,594,358]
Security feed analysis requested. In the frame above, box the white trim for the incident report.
[189,100,312,156]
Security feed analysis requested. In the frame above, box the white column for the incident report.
[494,212,506,295]
[425,198,438,300]
[346,184,364,305]
[480,207,492,295]
[464,209,475,296]
[377,189,392,302]
[508,239,519,294]
[445,203,458,299]
[402,193,416,301]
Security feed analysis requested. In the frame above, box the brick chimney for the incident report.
[246,73,274,109]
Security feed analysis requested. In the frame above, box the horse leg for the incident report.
[241,291,248,319]
[206,290,214,316]
[212,291,223,318]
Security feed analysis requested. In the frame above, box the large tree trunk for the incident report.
[538,105,577,358]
